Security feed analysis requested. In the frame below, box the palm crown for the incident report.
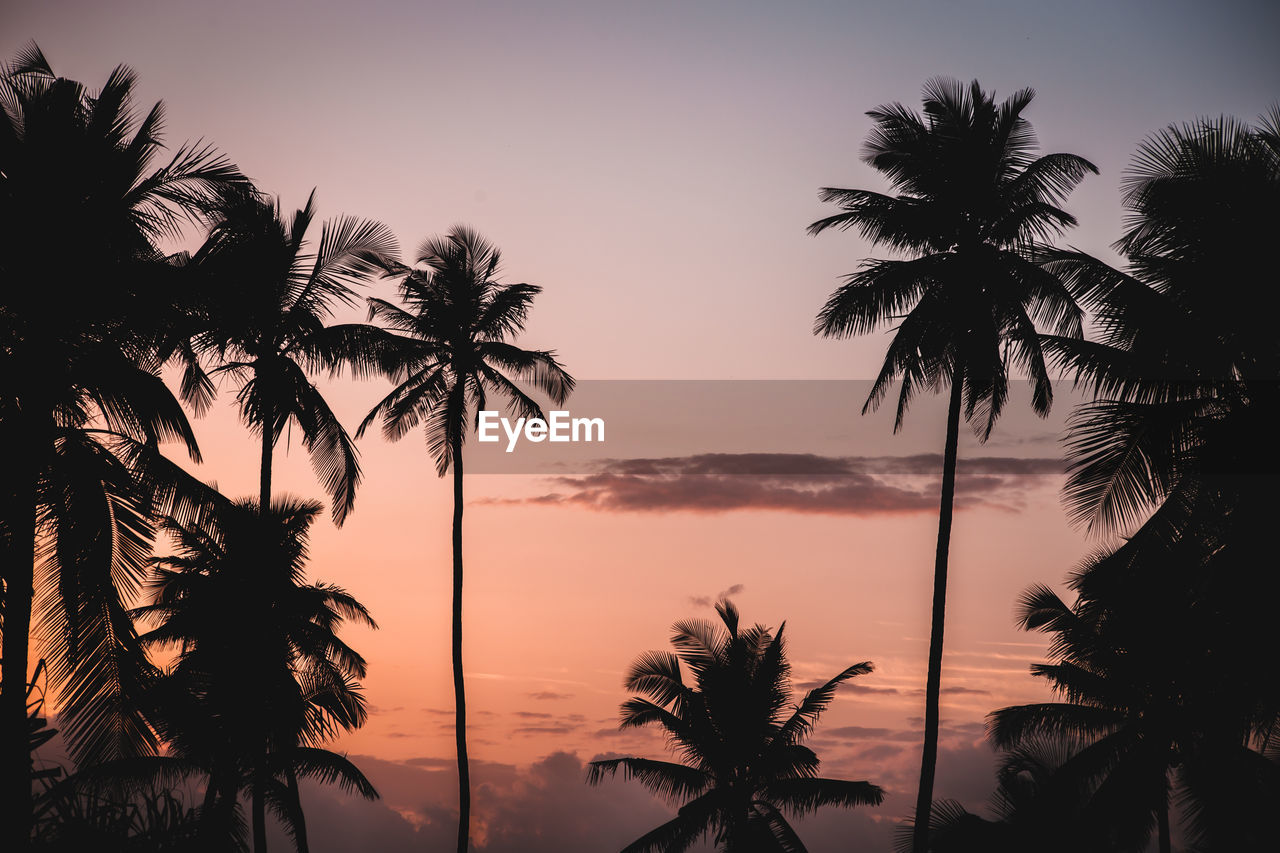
[812,77,1095,434]
[1039,111,1280,533]
[135,497,379,847]
[186,191,397,524]
[358,226,574,470]
[588,601,883,853]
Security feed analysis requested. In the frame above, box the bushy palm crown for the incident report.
[134,498,378,837]
[357,226,573,469]
[1039,110,1280,534]
[0,43,248,766]
[811,78,1095,434]
[988,567,1279,852]
[186,192,397,523]
[894,738,1123,853]
[588,601,883,853]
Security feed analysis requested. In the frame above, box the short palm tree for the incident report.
[894,737,1129,853]
[184,190,398,524]
[588,600,883,852]
[0,43,248,849]
[808,78,1094,850]
[358,226,573,853]
[135,497,379,852]
[989,572,1280,853]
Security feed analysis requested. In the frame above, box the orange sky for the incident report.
[9,0,1279,848]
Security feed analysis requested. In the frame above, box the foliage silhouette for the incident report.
[0,42,249,850]
[182,191,398,526]
[134,497,378,852]
[588,600,883,852]
[809,77,1094,851]
[989,573,1280,853]
[1039,110,1280,538]
[359,226,572,853]
[892,737,1122,853]
[1007,111,1280,853]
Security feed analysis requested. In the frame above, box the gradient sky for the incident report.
[8,1,1279,849]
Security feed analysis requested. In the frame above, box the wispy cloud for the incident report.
[481,453,1060,516]
[689,582,746,607]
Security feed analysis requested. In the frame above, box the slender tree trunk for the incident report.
[260,417,273,513]
[287,767,309,853]
[911,367,965,853]
[452,430,470,853]
[255,415,273,853]
[1,431,39,853]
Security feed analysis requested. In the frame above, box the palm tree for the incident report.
[0,44,249,849]
[134,497,379,852]
[184,191,398,525]
[893,738,1123,853]
[1039,110,1280,539]
[808,78,1094,850]
[989,573,1280,853]
[588,600,883,852]
[358,226,573,853]
[1028,114,1280,851]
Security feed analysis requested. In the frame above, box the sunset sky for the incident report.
[7,0,1280,849]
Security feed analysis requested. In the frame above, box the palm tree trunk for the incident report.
[260,417,273,513]
[287,767,310,853]
[256,414,273,853]
[452,429,470,853]
[0,439,38,853]
[911,366,965,853]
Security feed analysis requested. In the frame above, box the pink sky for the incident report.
[9,0,1279,848]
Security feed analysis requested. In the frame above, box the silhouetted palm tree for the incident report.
[989,576,1280,853]
[1039,109,1280,539]
[184,192,397,525]
[893,737,1122,853]
[808,78,1094,851]
[588,600,883,852]
[1028,114,1280,852]
[134,498,378,852]
[0,43,248,849]
[358,226,572,853]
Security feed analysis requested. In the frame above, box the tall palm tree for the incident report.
[1031,115,1280,848]
[989,571,1280,853]
[588,600,883,852]
[184,191,398,525]
[358,226,573,853]
[0,44,248,849]
[808,78,1094,850]
[134,497,379,852]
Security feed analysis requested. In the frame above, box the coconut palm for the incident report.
[588,601,882,852]
[134,497,379,852]
[358,226,572,853]
[0,43,248,849]
[808,78,1094,850]
[183,191,398,525]
[893,737,1123,853]
[989,571,1280,853]
[1039,110,1280,539]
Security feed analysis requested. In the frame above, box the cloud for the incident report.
[482,453,1060,516]
[689,582,746,608]
[527,691,574,701]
